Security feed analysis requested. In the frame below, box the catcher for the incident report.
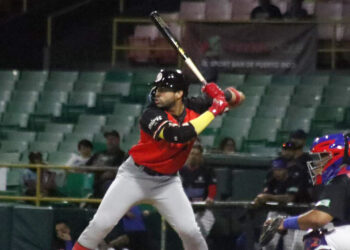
[260,133,350,250]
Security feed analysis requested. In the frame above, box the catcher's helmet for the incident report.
[153,69,188,97]
[307,133,350,185]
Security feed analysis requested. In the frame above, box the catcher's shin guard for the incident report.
[73,242,91,250]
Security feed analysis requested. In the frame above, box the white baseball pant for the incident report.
[77,156,208,250]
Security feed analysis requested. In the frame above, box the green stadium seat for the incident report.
[44,81,74,92]
[0,101,6,113]
[255,106,287,119]
[217,73,245,86]
[58,141,79,153]
[6,101,36,113]
[1,113,29,128]
[295,85,324,96]
[113,103,143,117]
[129,83,152,102]
[68,92,96,107]
[286,106,316,119]
[199,135,215,148]
[61,173,94,197]
[282,117,312,133]
[74,81,103,93]
[63,133,94,143]
[271,75,301,85]
[0,152,20,163]
[74,124,101,134]
[314,106,345,123]
[0,91,12,102]
[238,95,261,108]
[237,85,266,96]
[29,141,59,153]
[48,71,79,82]
[77,114,106,126]
[106,115,135,127]
[105,70,133,82]
[226,106,257,119]
[222,117,252,137]
[290,94,322,107]
[244,74,272,86]
[11,91,39,103]
[45,123,74,134]
[188,84,201,97]
[6,168,23,191]
[48,152,73,165]
[34,102,62,117]
[324,85,350,96]
[300,74,330,86]
[247,118,282,142]
[101,82,131,97]
[40,91,68,103]
[0,140,28,152]
[4,131,36,142]
[78,71,106,83]
[15,80,45,92]
[265,85,295,96]
[322,94,350,107]
[36,132,64,143]
[329,74,350,86]
[121,133,140,151]
[0,81,15,91]
[132,71,157,85]
[20,70,48,82]
[0,70,19,82]
[231,169,266,200]
[260,95,291,107]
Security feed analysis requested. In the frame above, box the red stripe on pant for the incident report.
[73,242,91,250]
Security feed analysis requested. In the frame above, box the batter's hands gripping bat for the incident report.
[150,11,207,85]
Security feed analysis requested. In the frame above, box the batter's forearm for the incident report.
[189,111,215,135]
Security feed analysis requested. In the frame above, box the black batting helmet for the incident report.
[153,69,188,97]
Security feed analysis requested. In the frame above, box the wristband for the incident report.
[283,216,300,230]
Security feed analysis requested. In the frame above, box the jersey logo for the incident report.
[315,199,331,208]
[148,115,163,130]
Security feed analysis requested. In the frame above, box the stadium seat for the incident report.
[101,82,131,97]
[322,93,350,107]
[265,85,295,96]
[244,74,272,86]
[246,144,279,156]
[314,106,345,123]
[15,80,45,92]
[237,95,261,108]
[204,116,223,135]
[205,0,233,20]
[0,140,28,152]
[44,81,74,92]
[0,101,6,113]
[36,132,64,143]
[4,131,36,142]
[61,173,94,198]
[226,106,257,119]
[271,75,301,85]
[179,1,206,20]
[29,141,59,153]
[0,81,15,91]
[20,70,48,82]
[105,70,133,83]
[0,70,19,82]
[221,117,252,138]
[34,102,62,117]
[295,85,324,96]
[237,86,266,96]
[188,84,202,97]
[74,124,102,134]
[215,132,244,151]
[0,152,20,163]
[121,133,140,151]
[63,133,94,143]
[6,101,36,114]
[217,73,245,86]
[77,114,106,127]
[132,71,157,85]
[199,135,215,148]
[255,106,287,119]
[48,71,79,82]
[106,115,135,127]
[286,106,316,119]
[0,91,11,102]
[78,71,106,83]
[11,91,39,103]
[329,74,350,85]
[45,123,74,134]
[40,91,68,103]
[48,152,73,165]
[290,94,322,107]
[74,81,103,93]
[260,95,291,107]
[300,74,330,86]
[1,113,29,128]
[68,92,96,107]
[247,118,282,142]
[282,117,312,133]
[58,141,79,153]
[113,103,143,117]
[101,125,131,139]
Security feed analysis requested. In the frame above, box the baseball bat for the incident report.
[150,11,207,85]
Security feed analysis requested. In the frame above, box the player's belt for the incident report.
[134,162,177,177]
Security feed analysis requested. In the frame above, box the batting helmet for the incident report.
[307,133,350,185]
[153,69,188,97]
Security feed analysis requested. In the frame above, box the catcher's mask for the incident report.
[153,69,188,97]
[307,133,350,185]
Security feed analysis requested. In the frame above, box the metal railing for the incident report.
[111,18,350,69]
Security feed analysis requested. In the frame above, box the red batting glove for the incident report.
[202,82,224,99]
[209,96,229,117]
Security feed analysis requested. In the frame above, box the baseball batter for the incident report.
[273,133,350,250]
[73,69,245,250]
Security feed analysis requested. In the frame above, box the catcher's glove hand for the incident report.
[259,216,284,246]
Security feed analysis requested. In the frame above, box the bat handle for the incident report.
[184,58,207,85]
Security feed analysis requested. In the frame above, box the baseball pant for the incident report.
[195,209,215,237]
[76,156,207,250]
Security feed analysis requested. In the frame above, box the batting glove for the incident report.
[209,96,229,117]
[202,82,224,99]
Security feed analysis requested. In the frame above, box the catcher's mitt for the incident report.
[259,216,284,246]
